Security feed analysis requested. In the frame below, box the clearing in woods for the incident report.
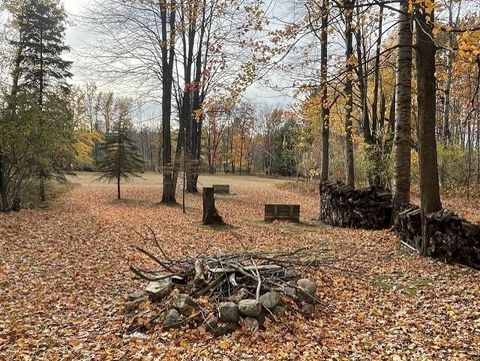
[0,173,478,360]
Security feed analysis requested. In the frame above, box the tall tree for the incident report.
[392,0,413,214]
[415,0,442,253]
[343,0,355,187]
[319,0,330,183]
[12,0,72,105]
[1,0,73,205]
[160,0,177,203]
[11,0,72,202]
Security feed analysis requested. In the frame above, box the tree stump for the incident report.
[202,187,225,225]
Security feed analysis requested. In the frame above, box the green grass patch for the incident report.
[371,274,431,298]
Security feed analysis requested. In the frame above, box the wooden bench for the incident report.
[265,204,300,222]
[213,184,230,194]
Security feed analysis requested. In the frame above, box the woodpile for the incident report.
[394,206,422,251]
[320,181,392,230]
[395,206,480,269]
[125,235,324,336]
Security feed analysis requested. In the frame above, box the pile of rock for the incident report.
[125,247,322,336]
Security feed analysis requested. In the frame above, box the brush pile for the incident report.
[125,233,324,336]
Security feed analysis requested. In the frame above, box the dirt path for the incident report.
[0,174,478,360]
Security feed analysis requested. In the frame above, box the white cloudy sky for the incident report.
[61,0,292,109]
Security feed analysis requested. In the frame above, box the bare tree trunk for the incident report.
[355,29,372,145]
[239,135,244,174]
[0,153,8,211]
[161,0,177,204]
[181,2,195,194]
[388,91,396,135]
[371,5,383,141]
[477,115,480,184]
[320,0,330,183]
[416,3,442,254]
[370,5,384,186]
[443,46,453,141]
[467,119,472,198]
[39,179,46,203]
[230,127,235,173]
[344,0,355,187]
[171,114,185,199]
[117,174,121,200]
[442,0,460,142]
[207,125,215,173]
[392,0,413,215]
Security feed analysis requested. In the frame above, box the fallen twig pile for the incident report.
[125,228,325,336]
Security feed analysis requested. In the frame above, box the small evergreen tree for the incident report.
[97,111,143,200]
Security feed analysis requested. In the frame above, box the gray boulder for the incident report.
[238,299,262,317]
[205,313,239,337]
[174,293,197,316]
[208,322,238,337]
[259,291,280,310]
[283,286,298,300]
[127,290,147,301]
[145,279,172,302]
[242,317,259,331]
[272,305,286,317]
[297,278,317,303]
[218,302,240,323]
[163,309,182,328]
[206,313,218,330]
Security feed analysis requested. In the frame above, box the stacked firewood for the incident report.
[395,206,480,269]
[425,209,480,268]
[320,181,392,230]
[125,233,324,336]
[394,206,422,251]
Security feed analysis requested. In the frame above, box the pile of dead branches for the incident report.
[125,227,326,336]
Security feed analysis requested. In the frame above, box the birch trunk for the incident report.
[392,0,413,214]
[344,0,355,187]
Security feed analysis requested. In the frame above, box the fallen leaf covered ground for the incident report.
[0,173,479,360]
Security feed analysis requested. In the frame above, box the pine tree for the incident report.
[8,0,73,202]
[97,109,143,200]
[12,0,72,104]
